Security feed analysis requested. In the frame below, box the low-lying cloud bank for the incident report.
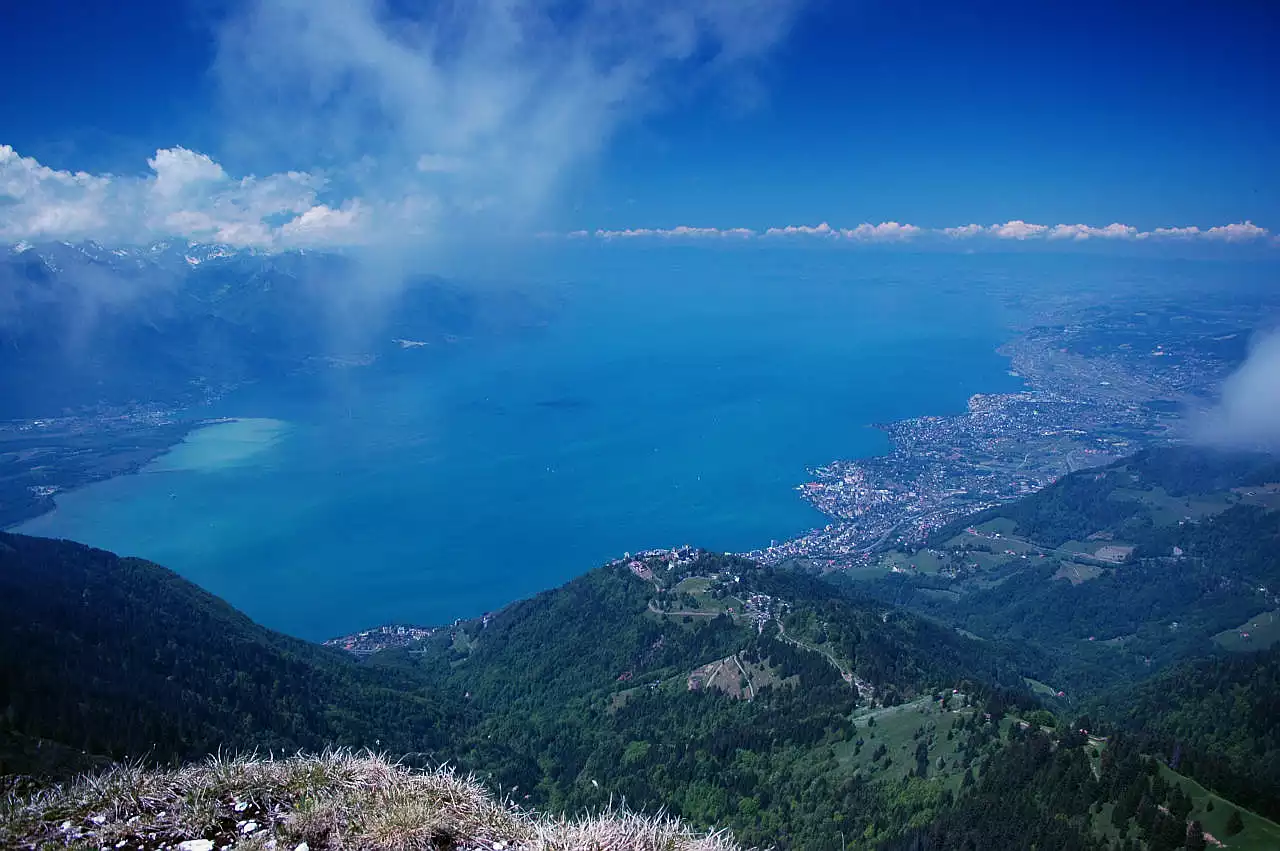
[584,220,1274,245]
[2,143,1273,252]
[1195,330,1280,450]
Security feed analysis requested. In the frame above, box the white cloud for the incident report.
[594,228,658,239]
[279,201,368,247]
[841,221,921,241]
[0,145,114,239]
[569,219,1277,248]
[1139,226,1201,239]
[0,144,359,249]
[941,224,985,238]
[1048,222,1138,240]
[1204,221,1269,242]
[148,147,227,199]
[593,225,753,239]
[1196,330,1280,449]
[991,220,1049,240]
[666,225,753,238]
[762,222,837,237]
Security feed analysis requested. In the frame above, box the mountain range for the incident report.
[0,241,553,418]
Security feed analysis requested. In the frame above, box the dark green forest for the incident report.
[0,533,459,770]
[862,449,1280,697]
[1095,647,1280,822]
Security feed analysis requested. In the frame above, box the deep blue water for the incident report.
[19,250,1024,639]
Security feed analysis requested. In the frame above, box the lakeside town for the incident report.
[749,301,1257,567]
[322,623,439,655]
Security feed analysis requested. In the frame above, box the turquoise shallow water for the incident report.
[18,250,1023,639]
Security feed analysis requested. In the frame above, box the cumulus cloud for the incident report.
[1205,221,1269,242]
[1048,223,1138,240]
[0,145,114,238]
[941,224,985,238]
[841,221,921,241]
[1140,226,1201,239]
[1196,330,1280,449]
[763,222,838,237]
[0,144,362,249]
[991,220,1050,240]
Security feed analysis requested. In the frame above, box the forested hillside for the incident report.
[374,551,1039,848]
[4,448,1280,851]
[1095,646,1280,822]
[0,533,458,772]
[846,448,1280,697]
[0,536,1036,848]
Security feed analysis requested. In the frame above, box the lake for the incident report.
[17,248,1024,639]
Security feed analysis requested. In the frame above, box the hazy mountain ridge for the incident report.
[0,241,556,418]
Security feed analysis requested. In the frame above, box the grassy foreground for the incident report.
[1,751,745,851]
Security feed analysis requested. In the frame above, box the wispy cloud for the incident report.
[211,0,805,241]
[1,0,806,249]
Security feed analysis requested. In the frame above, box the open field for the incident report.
[836,697,981,790]
[1023,677,1061,698]
[1213,609,1280,652]
[878,549,943,574]
[1112,486,1235,526]
[688,653,789,700]
[1054,562,1104,584]
[973,518,1018,535]
[1153,763,1280,851]
[1233,483,1280,512]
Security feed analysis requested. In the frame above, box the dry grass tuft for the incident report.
[0,750,752,851]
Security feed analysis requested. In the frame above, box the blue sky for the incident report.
[2,0,1277,248]
[588,0,1280,231]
